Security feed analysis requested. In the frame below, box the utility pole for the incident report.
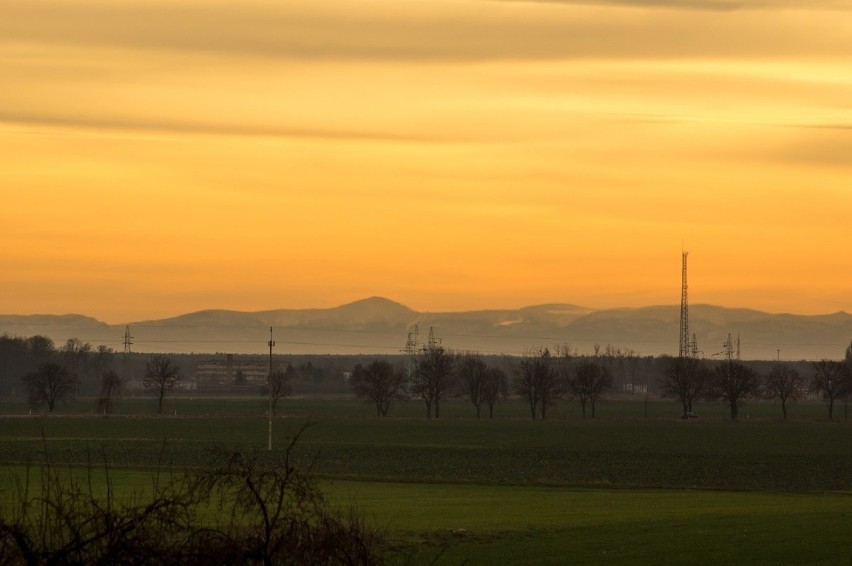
[268,327,275,452]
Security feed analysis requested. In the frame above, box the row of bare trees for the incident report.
[19,347,183,415]
[658,344,852,421]
[512,348,614,419]
[350,349,508,419]
[351,346,617,420]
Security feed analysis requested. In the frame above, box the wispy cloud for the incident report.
[0,111,462,143]
[2,0,850,61]
[489,0,852,12]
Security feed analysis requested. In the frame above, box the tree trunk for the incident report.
[781,399,787,420]
[435,399,440,419]
[488,403,494,418]
[158,391,165,414]
[828,396,834,421]
[425,400,432,419]
[591,399,596,418]
[730,399,738,421]
[580,399,587,418]
[475,404,481,419]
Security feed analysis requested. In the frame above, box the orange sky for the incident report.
[1,0,851,323]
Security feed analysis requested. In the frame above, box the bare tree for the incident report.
[22,363,78,412]
[0,428,381,564]
[568,359,612,418]
[266,364,295,416]
[513,348,565,420]
[657,356,707,418]
[26,335,55,363]
[350,360,405,416]
[764,364,803,420]
[601,344,638,394]
[707,361,760,421]
[96,369,122,415]
[812,359,850,421]
[457,354,488,418]
[91,346,115,385]
[61,338,92,396]
[411,345,455,418]
[144,355,180,414]
[480,366,506,418]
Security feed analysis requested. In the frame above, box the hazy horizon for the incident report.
[3,295,852,327]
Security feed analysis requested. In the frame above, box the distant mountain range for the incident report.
[1,297,850,360]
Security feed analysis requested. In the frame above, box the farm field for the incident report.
[1,396,851,562]
[322,481,852,565]
[0,394,840,420]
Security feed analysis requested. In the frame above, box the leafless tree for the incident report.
[0,428,381,564]
[812,359,850,421]
[22,363,78,412]
[412,345,455,418]
[513,348,565,420]
[480,366,506,418]
[657,356,707,418]
[265,364,295,416]
[457,354,488,418]
[26,335,55,363]
[61,338,92,394]
[567,359,612,418]
[707,361,760,421]
[763,364,803,420]
[96,369,122,415]
[601,344,638,394]
[144,355,180,414]
[350,360,405,416]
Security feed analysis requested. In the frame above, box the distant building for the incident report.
[623,383,648,395]
[196,354,268,389]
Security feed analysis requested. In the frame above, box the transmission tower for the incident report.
[425,326,441,351]
[678,251,690,358]
[122,326,133,382]
[690,333,700,358]
[723,333,734,361]
[403,325,419,394]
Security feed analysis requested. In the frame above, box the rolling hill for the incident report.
[1,297,850,360]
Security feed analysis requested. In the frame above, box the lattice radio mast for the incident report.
[267,327,275,452]
[678,251,690,358]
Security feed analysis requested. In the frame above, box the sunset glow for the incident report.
[2,0,851,322]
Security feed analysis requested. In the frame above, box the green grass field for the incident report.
[1,396,851,563]
[322,481,852,565]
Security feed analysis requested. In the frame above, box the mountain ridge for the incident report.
[1,297,850,360]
